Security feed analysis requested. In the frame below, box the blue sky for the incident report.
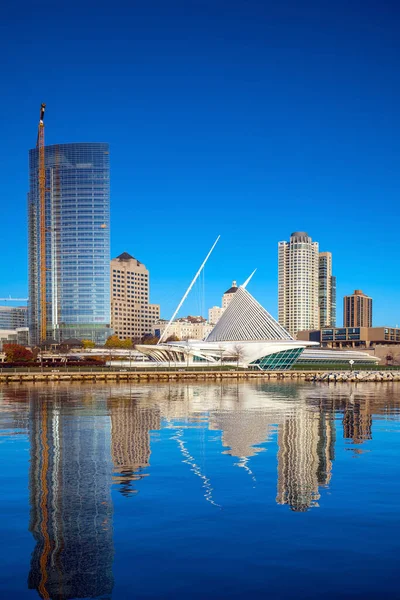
[1,0,399,325]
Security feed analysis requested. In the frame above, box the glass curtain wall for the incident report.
[28,143,111,345]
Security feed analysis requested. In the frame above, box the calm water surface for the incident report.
[0,382,399,599]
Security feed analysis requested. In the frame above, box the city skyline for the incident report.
[1,1,399,326]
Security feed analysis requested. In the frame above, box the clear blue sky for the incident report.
[1,0,399,326]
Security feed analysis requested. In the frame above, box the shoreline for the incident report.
[1,370,400,384]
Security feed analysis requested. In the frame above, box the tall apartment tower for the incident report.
[110,252,160,341]
[343,290,372,328]
[28,143,111,345]
[278,232,319,337]
[319,252,336,327]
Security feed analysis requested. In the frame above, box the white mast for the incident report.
[242,269,257,288]
[157,235,220,344]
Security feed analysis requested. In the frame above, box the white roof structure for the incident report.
[136,278,312,370]
[206,285,293,343]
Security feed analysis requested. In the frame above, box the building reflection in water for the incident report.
[342,398,372,448]
[276,405,336,511]
[108,394,161,496]
[27,388,114,600]
[0,380,390,600]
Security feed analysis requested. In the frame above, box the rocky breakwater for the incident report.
[305,371,400,383]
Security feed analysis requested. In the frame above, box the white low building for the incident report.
[138,280,314,370]
[137,278,379,370]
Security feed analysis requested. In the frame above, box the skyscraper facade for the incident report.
[319,252,336,327]
[343,290,373,328]
[278,232,320,337]
[110,252,160,341]
[28,143,111,345]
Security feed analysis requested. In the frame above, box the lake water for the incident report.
[0,382,399,599]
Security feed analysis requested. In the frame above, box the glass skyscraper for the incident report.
[28,143,111,345]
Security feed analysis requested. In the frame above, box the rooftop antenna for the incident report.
[158,235,220,344]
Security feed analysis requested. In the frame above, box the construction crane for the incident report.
[37,103,46,341]
[0,297,28,302]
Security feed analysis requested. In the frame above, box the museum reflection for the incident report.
[1,381,399,599]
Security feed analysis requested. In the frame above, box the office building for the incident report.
[278,232,320,336]
[28,143,111,345]
[111,252,160,341]
[343,290,372,328]
[0,327,29,351]
[298,326,400,348]
[208,306,225,326]
[0,305,28,329]
[319,252,336,327]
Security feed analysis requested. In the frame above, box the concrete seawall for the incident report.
[0,370,399,384]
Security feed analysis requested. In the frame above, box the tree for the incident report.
[121,338,133,349]
[217,345,226,371]
[140,335,159,345]
[104,335,124,349]
[165,335,180,342]
[385,353,394,366]
[232,344,246,370]
[82,339,95,349]
[3,343,34,363]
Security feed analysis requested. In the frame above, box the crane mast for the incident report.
[37,103,47,341]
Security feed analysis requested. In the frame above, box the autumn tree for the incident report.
[121,338,133,349]
[165,335,180,342]
[104,335,123,348]
[140,335,159,345]
[3,344,34,363]
[82,339,95,349]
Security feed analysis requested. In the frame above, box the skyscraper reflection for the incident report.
[276,405,335,511]
[108,395,161,495]
[342,398,372,446]
[1,380,395,599]
[27,389,114,600]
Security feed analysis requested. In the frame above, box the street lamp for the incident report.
[349,359,354,372]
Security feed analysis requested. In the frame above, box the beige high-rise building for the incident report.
[207,281,239,326]
[222,281,238,309]
[343,290,372,328]
[319,252,336,328]
[278,232,320,337]
[111,252,160,341]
